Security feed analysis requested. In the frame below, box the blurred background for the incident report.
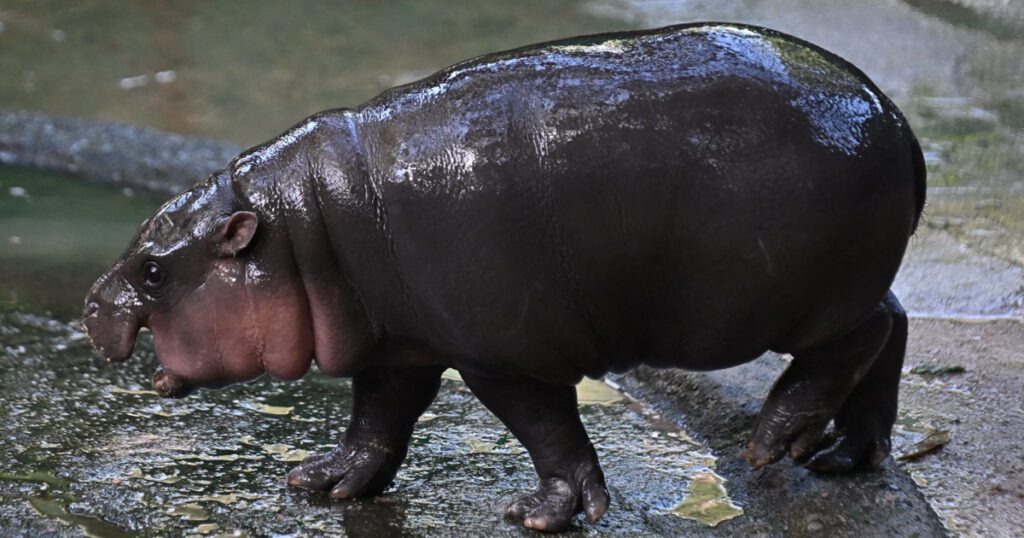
[1,0,1022,320]
[0,1,1021,536]
[2,0,1023,320]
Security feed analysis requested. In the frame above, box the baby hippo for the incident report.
[84,23,924,531]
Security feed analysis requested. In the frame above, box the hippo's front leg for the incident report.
[460,371,610,532]
[286,363,444,498]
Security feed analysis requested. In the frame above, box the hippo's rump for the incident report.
[342,24,919,383]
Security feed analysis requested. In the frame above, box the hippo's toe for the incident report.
[285,440,401,498]
[504,466,609,532]
[802,423,892,472]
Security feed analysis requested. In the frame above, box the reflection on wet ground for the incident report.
[0,312,737,536]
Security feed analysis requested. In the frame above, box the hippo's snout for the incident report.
[83,272,143,363]
[152,366,196,398]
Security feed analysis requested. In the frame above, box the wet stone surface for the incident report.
[0,312,738,537]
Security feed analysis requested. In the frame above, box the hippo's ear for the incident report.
[214,211,258,257]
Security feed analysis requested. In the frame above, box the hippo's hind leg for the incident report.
[803,292,908,471]
[286,364,444,498]
[460,371,610,532]
[743,290,907,471]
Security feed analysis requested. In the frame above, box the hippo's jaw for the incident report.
[143,256,316,396]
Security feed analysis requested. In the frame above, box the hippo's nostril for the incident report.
[84,301,100,319]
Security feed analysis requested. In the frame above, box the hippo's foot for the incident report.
[459,370,610,532]
[286,439,401,498]
[744,291,907,471]
[505,460,610,531]
[286,364,445,498]
[801,419,892,472]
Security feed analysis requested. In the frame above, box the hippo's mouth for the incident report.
[152,366,196,398]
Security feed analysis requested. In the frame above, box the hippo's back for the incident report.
[341,24,921,382]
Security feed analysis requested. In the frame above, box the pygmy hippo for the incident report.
[84,23,925,531]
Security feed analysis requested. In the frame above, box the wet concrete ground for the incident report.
[900,318,1024,534]
[0,311,739,536]
[0,310,960,537]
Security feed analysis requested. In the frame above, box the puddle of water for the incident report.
[0,470,69,490]
[0,469,136,537]
[27,495,137,538]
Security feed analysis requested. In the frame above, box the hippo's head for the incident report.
[83,171,315,397]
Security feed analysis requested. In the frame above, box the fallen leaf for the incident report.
[897,429,951,460]
[167,503,207,521]
[240,402,294,416]
[577,378,624,406]
[909,364,966,376]
[667,471,743,527]
[261,443,308,462]
[441,369,463,382]
[199,494,238,505]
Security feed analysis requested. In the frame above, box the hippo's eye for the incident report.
[142,261,166,292]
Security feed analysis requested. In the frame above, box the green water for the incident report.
[0,0,624,146]
[0,168,161,319]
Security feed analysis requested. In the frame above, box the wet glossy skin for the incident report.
[85,23,924,531]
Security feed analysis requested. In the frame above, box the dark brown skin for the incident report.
[84,23,924,531]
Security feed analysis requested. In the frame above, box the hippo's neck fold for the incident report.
[230,110,381,377]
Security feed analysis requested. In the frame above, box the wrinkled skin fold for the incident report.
[84,23,924,532]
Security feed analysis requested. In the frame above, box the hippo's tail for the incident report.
[910,133,927,234]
